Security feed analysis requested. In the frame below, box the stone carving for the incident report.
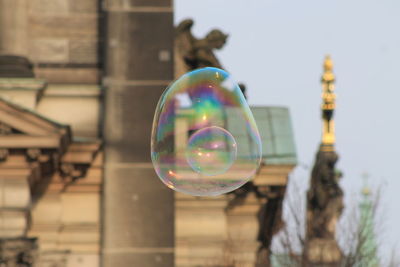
[0,149,8,161]
[0,56,34,78]
[174,19,228,77]
[0,238,37,267]
[305,147,343,263]
[0,123,12,135]
[60,163,83,180]
[26,149,41,162]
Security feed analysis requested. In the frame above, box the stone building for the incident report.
[0,1,296,267]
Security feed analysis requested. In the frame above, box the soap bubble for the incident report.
[151,67,262,196]
[186,126,237,176]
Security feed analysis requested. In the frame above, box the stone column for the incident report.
[226,193,261,267]
[102,1,175,267]
[175,193,229,267]
[0,155,31,239]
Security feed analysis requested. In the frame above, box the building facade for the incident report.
[0,1,296,266]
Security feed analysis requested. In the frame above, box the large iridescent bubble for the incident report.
[151,67,262,196]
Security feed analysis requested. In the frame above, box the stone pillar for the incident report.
[226,193,261,267]
[175,194,229,267]
[102,1,174,267]
[0,155,32,239]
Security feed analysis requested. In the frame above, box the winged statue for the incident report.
[174,19,228,77]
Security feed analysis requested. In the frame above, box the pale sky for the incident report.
[175,0,400,261]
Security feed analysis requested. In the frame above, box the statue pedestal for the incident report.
[226,192,261,267]
[306,238,342,265]
[175,193,229,267]
[175,192,266,267]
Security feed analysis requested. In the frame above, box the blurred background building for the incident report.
[0,1,296,266]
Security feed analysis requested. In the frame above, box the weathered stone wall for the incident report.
[29,152,103,267]
[0,0,99,84]
[0,2,102,267]
[37,85,102,137]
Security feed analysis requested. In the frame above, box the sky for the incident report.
[175,0,400,260]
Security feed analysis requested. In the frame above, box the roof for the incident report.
[0,96,68,129]
[226,106,297,166]
[0,97,72,150]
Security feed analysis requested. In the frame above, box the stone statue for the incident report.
[307,149,343,240]
[174,19,228,77]
[305,147,343,264]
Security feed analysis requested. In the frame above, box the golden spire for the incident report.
[321,55,336,151]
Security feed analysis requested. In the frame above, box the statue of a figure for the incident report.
[305,147,343,264]
[174,19,228,77]
[307,149,343,239]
